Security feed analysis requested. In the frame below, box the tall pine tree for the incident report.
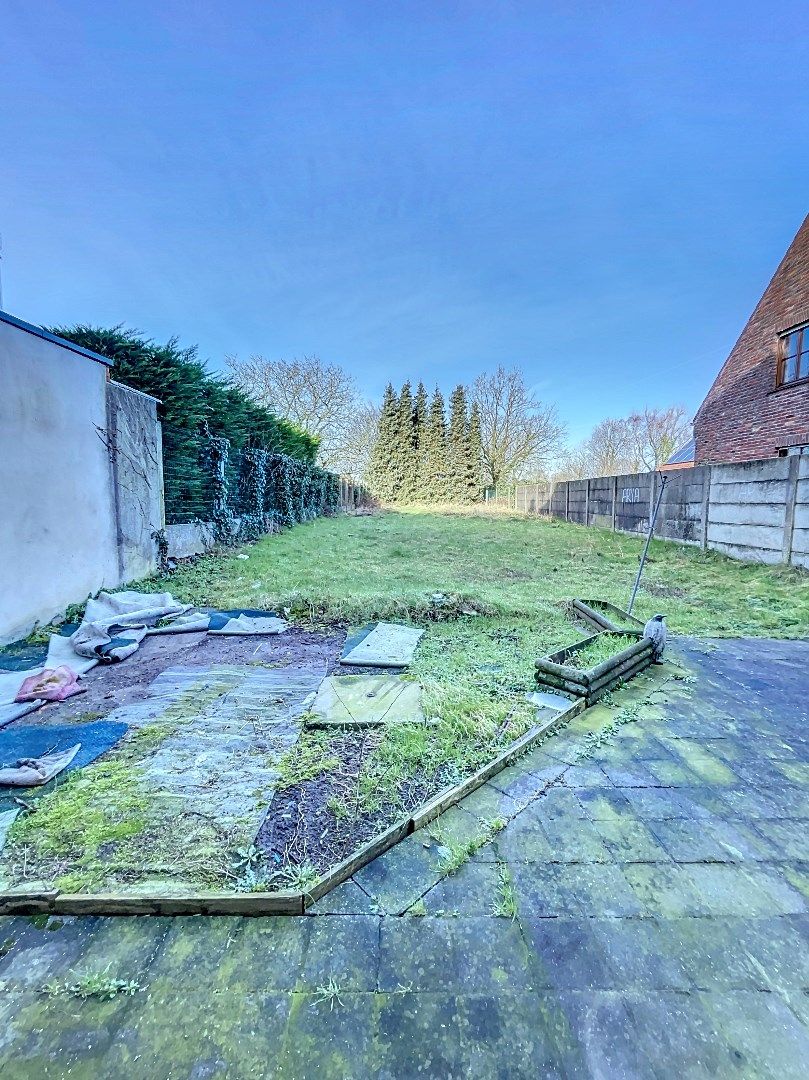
[464,400,483,502]
[366,383,399,502]
[419,387,449,501]
[412,381,429,500]
[394,381,419,502]
[447,384,470,502]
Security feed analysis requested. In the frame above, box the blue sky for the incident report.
[1,2,807,442]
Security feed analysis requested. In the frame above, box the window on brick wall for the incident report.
[777,325,809,385]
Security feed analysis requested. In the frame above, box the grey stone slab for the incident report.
[379,917,459,991]
[625,991,756,1078]
[456,993,586,1078]
[422,862,502,915]
[538,815,613,864]
[522,916,613,990]
[352,835,440,914]
[299,915,380,991]
[376,993,463,1077]
[213,918,309,992]
[663,915,809,993]
[511,863,643,919]
[751,819,809,861]
[681,864,804,917]
[529,786,590,821]
[456,781,522,821]
[593,816,672,863]
[647,817,751,863]
[561,764,610,789]
[557,990,651,1079]
[309,673,423,726]
[591,916,692,991]
[487,762,562,801]
[494,810,557,864]
[622,863,710,918]
[575,788,636,821]
[697,989,809,1079]
[621,785,716,820]
[307,879,380,914]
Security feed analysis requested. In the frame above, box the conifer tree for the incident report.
[464,400,483,502]
[395,381,418,502]
[447,384,470,502]
[412,382,429,500]
[419,387,449,502]
[366,383,399,502]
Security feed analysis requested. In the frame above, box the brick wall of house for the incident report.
[694,214,809,464]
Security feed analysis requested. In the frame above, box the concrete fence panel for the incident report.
[509,454,807,571]
[615,472,653,535]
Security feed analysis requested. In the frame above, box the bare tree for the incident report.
[625,406,690,471]
[332,400,380,481]
[225,354,360,468]
[557,405,691,480]
[471,366,566,485]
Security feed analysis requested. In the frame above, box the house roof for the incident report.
[665,437,695,466]
[0,310,113,367]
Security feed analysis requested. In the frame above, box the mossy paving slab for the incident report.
[308,673,423,726]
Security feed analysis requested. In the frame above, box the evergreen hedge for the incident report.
[47,324,318,523]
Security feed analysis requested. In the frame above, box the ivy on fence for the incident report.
[186,439,340,544]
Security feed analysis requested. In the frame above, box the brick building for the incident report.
[694,214,809,463]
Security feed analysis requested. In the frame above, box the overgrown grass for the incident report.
[567,633,637,670]
[18,508,805,888]
[137,507,809,637]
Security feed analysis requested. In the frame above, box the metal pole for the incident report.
[628,473,669,615]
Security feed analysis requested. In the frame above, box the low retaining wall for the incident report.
[165,521,217,559]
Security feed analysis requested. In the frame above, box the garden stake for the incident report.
[627,472,669,615]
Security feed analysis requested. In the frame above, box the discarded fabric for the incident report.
[0,701,45,731]
[340,622,425,669]
[0,743,81,786]
[208,612,288,636]
[15,666,85,703]
[71,590,190,661]
[0,720,128,809]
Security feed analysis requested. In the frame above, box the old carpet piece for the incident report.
[0,744,80,787]
[308,675,424,727]
[340,622,425,668]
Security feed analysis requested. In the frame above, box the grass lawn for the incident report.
[155,506,808,638]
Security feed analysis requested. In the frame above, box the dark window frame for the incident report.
[776,322,809,387]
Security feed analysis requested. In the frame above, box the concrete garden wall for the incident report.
[512,455,809,569]
[0,314,163,642]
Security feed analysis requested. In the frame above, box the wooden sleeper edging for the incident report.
[0,699,585,917]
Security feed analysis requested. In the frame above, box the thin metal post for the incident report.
[628,473,669,615]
